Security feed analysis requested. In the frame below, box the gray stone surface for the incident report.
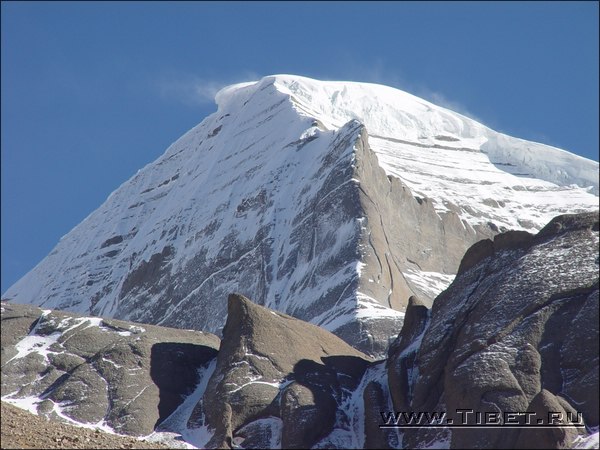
[1,302,219,436]
[353,127,496,308]
[2,211,598,449]
[280,381,337,449]
[393,211,599,449]
[363,380,394,449]
[203,293,372,449]
[514,390,585,449]
[387,295,430,414]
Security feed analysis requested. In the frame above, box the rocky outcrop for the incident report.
[2,212,598,449]
[386,295,430,414]
[389,211,599,449]
[1,302,219,436]
[203,293,372,449]
[353,126,496,308]
[331,125,497,355]
[6,76,598,361]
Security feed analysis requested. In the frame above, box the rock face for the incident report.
[2,211,598,449]
[389,211,599,449]
[4,76,598,357]
[203,293,372,449]
[1,302,219,436]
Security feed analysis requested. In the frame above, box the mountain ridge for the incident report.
[3,75,598,356]
[2,211,598,449]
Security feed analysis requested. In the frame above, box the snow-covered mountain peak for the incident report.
[215,74,485,141]
[276,75,484,140]
[4,74,598,356]
[217,74,598,197]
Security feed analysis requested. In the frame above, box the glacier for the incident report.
[3,75,598,356]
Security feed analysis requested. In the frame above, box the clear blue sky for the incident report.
[1,1,599,293]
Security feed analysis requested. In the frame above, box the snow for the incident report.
[1,395,116,434]
[572,429,599,449]
[4,74,598,348]
[5,314,108,365]
[269,75,598,230]
[2,392,196,448]
[6,333,62,365]
[234,417,283,449]
[222,346,294,394]
[355,293,406,321]
[403,269,455,301]
[315,360,400,449]
[2,395,43,415]
[149,359,217,449]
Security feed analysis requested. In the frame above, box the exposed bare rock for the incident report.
[386,295,430,414]
[3,209,598,450]
[514,390,585,449]
[393,211,598,449]
[5,76,597,360]
[1,302,219,436]
[203,293,372,449]
[363,380,393,449]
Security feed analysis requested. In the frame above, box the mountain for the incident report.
[2,211,598,449]
[3,75,598,356]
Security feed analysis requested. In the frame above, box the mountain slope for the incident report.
[2,212,598,449]
[3,75,598,355]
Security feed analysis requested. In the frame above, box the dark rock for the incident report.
[100,235,124,248]
[388,295,429,358]
[280,382,337,449]
[0,302,41,362]
[387,295,430,413]
[203,293,372,449]
[493,229,534,251]
[456,230,534,276]
[234,416,282,449]
[456,238,494,275]
[404,211,599,449]
[150,342,219,426]
[514,390,583,449]
[119,245,174,301]
[535,211,599,241]
[560,288,599,427]
[363,380,393,449]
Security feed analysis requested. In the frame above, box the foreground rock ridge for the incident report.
[3,211,599,449]
[1,302,220,437]
[387,211,599,449]
[3,75,599,356]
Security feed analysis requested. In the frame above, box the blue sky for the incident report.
[1,1,599,292]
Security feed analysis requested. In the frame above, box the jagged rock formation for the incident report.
[203,293,372,449]
[1,302,219,436]
[2,212,598,448]
[388,211,599,449]
[3,76,598,357]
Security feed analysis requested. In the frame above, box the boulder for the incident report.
[1,302,220,436]
[203,293,372,449]
[402,212,599,449]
